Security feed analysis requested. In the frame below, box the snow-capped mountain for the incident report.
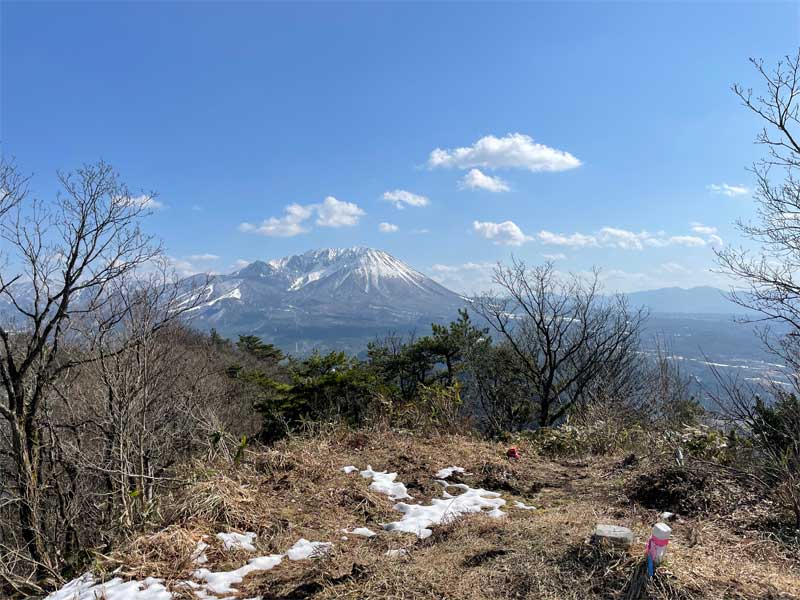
[182,247,466,351]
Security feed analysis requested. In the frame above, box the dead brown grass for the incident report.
[98,428,799,600]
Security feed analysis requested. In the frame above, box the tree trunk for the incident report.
[11,418,50,576]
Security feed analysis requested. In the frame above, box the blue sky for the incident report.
[2,1,798,293]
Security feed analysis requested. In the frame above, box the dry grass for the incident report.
[99,428,800,599]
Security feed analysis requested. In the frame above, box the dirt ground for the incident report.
[104,429,800,600]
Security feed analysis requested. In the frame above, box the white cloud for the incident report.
[382,189,429,209]
[120,194,164,210]
[411,228,430,234]
[460,168,510,192]
[315,196,365,227]
[708,234,723,249]
[167,257,196,277]
[167,256,219,277]
[707,183,749,197]
[431,261,493,273]
[379,222,399,233]
[429,261,496,293]
[187,253,219,261]
[233,259,251,269]
[600,269,649,282]
[537,227,710,249]
[598,227,653,250]
[473,220,532,246]
[537,230,598,248]
[240,196,364,237]
[690,222,717,235]
[429,133,581,173]
[542,253,567,261]
[660,262,691,275]
[239,203,313,237]
[430,264,457,273]
[650,235,706,248]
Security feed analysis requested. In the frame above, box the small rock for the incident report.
[659,512,675,521]
[592,524,634,548]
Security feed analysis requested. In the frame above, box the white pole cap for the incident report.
[652,522,672,540]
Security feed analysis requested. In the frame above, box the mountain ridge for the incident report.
[178,247,754,353]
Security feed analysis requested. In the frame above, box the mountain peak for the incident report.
[185,247,465,343]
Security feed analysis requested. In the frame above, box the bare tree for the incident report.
[52,260,216,534]
[0,162,168,582]
[712,50,800,529]
[720,50,800,371]
[474,260,646,427]
[0,159,28,223]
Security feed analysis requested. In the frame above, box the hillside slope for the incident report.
[47,431,800,600]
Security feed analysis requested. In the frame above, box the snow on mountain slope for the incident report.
[182,247,466,345]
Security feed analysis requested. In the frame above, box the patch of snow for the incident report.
[514,501,536,510]
[205,287,241,306]
[216,531,256,552]
[360,466,412,500]
[341,465,358,474]
[192,540,209,565]
[347,527,377,538]
[194,555,283,595]
[384,482,506,539]
[385,548,408,558]
[286,538,333,560]
[50,535,335,600]
[435,466,465,479]
[45,573,171,600]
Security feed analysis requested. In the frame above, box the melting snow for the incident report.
[384,482,506,539]
[191,540,209,565]
[216,531,256,552]
[360,466,412,500]
[194,554,283,595]
[50,458,530,600]
[45,573,171,600]
[347,527,377,538]
[286,538,333,560]
[435,466,465,479]
[50,536,334,600]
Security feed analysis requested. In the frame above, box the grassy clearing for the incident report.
[98,429,800,599]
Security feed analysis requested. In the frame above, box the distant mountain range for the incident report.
[626,286,750,315]
[176,247,764,360]
[0,247,784,392]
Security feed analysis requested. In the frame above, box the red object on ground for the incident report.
[507,447,521,460]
